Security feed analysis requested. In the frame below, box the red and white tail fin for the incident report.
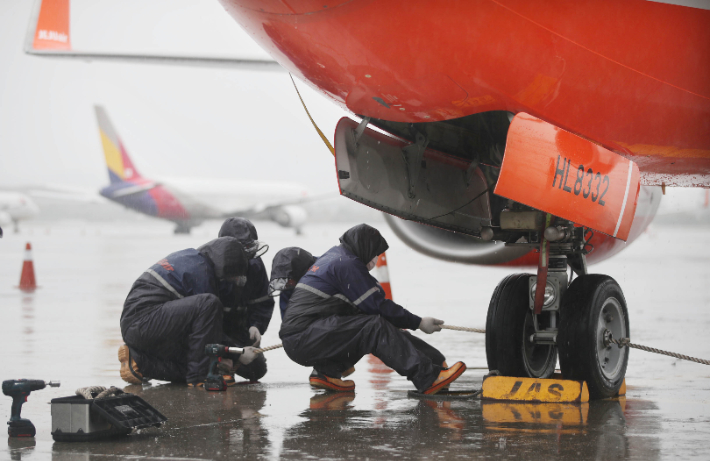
[28,0,71,52]
[374,252,393,300]
[94,106,144,184]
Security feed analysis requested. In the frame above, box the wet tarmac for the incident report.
[1,219,709,460]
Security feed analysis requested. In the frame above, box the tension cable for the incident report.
[252,325,710,366]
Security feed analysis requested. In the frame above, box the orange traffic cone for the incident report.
[19,242,37,292]
[374,252,393,300]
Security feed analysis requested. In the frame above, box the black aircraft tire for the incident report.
[558,274,630,400]
[485,273,557,378]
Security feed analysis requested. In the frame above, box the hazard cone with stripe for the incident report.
[374,252,393,300]
[19,242,37,292]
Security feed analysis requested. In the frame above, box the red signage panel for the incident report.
[495,113,640,241]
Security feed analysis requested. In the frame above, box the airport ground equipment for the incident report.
[3,379,60,437]
[204,344,245,391]
[51,387,166,441]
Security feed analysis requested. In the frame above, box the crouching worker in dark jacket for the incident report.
[280,224,466,395]
[268,247,317,320]
[118,237,259,387]
[217,218,274,383]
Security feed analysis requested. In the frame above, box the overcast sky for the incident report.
[0,0,349,194]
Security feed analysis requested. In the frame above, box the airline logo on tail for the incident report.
[94,106,143,184]
[32,0,71,51]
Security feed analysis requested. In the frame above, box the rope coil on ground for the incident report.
[76,386,123,399]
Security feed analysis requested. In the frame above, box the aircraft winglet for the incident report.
[26,0,71,52]
[25,0,283,70]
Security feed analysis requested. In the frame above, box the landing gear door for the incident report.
[495,113,641,241]
[334,117,492,236]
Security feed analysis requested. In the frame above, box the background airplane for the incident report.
[94,105,313,234]
[0,191,40,232]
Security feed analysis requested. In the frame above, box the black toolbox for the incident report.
[51,393,167,442]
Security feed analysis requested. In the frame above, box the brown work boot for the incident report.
[187,381,204,388]
[422,362,466,395]
[309,370,355,392]
[223,374,237,387]
[118,344,143,385]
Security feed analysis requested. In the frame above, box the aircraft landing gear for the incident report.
[558,274,629,399]
[485,273,558,379]
[484,214,630,399]
[174,223,192,234]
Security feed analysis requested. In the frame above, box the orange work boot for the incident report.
[309,370,355,392]
[223,375,237,387]
[118,344,144,385]
[341,366,355,378]
[441,361,450,391]
[187,382,204,388]
[423,362,466,395]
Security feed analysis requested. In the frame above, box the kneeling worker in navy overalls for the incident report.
[217,218,274,384]
[119,237,259,387]
[280,224,466,394]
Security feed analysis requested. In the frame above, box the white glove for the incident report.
[238,346,258,365]
[249,326,262,347]
[419,317,444,334]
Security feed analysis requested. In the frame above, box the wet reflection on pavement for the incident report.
[1,221,709,459]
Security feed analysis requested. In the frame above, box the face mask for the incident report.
[244,241,269,260]
[268,278,296,297]
[366,256,378,271]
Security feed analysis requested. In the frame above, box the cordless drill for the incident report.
[204,344,244,391]
[3,379,60,437]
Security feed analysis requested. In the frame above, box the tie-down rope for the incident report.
[608,337,710,366]
[252,324,710,366]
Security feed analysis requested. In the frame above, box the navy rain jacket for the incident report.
[280,224,421,337]
[120,237,247,334]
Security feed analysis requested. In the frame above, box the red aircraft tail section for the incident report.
[31,0,71,51]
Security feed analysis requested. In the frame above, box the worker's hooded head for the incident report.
[198,237,248,285]
[218,218,268,259]
[268,247,317,296]
[339,224,388,269]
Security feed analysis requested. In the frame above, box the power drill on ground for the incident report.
[3,379,60,437]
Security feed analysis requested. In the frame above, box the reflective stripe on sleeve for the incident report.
[352,286,379,306]
[146,269,184,299]
[295,283,360,308]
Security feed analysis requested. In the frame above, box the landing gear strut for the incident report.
[484,214,630,399]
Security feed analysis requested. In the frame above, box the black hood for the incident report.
[270,247,316,282]
[218,218,258,245]
[198,237,248,279]
[339,224,388,264]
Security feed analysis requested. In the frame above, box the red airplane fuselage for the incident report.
[221,0,710,187]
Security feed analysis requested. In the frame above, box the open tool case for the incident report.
[51,393,167,442]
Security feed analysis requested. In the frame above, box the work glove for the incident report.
[419,317,444,334]
[238,346,259,365]
[249,326,262,347]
